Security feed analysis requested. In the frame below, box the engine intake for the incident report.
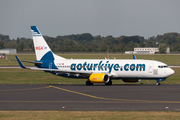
[89,73,109,83]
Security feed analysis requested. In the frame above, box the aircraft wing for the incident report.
[31,67,112,77]
[15,56,112,77]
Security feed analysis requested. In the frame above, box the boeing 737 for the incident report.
[16,26,174,86]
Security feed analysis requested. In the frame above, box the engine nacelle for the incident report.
[122,79,141,82]
[89,73,109,83]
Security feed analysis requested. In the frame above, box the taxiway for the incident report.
[1,84,180,111]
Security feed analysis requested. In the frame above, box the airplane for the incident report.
[15,26,175,86]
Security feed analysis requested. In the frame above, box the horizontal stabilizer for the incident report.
[19,60,43,64]
[11,58,43,64]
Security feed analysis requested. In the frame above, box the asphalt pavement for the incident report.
[1,84,180,111]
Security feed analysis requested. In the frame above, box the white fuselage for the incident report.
[53,59,174,79]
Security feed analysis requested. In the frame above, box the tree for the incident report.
[17,41,24,51]
[78,33,94,41]
[173,43,180,51]
[0,41,4,49]
[16,37,20,44]
[158,43,167,53]
[4,41,16,48]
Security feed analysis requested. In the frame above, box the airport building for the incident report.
[0,48,17,54]
[134,47,159,54]
[125,47,159,54]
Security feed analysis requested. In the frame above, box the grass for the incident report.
[0,67,179,84]
[0,111,180,120]
[0,68,86,84]
[1,54,180,66]
[0,54,180,84]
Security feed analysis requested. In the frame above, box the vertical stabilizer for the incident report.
[31,26,65,61]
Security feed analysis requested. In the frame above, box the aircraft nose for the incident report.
[168,68,175,76]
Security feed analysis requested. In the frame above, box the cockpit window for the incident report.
[158,65,168,68]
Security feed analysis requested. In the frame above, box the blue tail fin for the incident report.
[31,26,65,61]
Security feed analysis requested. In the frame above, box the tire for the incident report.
[86,81,93,86]
[156,82,160,86]
[105,80,112,85]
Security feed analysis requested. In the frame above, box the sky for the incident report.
[0,0,180,39]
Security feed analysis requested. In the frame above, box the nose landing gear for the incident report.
[156,82,160,86]
[156,78,165,86]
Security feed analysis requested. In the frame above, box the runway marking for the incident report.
[1,85,180,104]
[50,85,180,104]
[0,86,50,92]
[0,101,140,103]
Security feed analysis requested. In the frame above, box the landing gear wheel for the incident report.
[86,81,93,86]
[105,80,112,85]
[156,82,160,86]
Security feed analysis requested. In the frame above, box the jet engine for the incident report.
[122,79,141,82]
[89,73,109,83]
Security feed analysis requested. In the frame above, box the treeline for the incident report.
[0,32,180,53]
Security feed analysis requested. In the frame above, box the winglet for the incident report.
[133,55,136,59]
[15,56,27,68]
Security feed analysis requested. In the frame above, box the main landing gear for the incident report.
[86,81,93,86]
[105,80,112,85]
[86,80,112,86]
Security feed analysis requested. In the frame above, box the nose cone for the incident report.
[168,68,175,76]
